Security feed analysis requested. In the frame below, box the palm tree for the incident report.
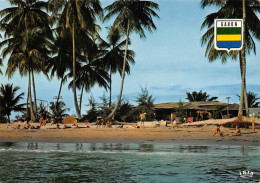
[1,28,52,121]
[49,100,69,123]
[0,84,24,123]
[67,47,110,116]
[237,92,260,108]
[201,0,260,116]
[104,0,159,119]
[0,34,2,75]
[0,0,53,121]
[99,25,135,107]
[46,30,73,105]
[48,0,103,119]
[186,90,218,102]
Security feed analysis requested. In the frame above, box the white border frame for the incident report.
[214,19,243,52]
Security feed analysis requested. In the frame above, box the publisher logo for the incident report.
[239,170,254,178]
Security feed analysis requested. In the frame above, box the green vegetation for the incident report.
[135,87,155,121]
[201,0,260,116]
[237,92,260,108]
[186,90,218,102]
[49,101,69,123]
[1,1,260,122]
[104,0,159,119]
[0,84,24,123]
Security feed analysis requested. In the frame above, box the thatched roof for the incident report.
[153,101,236,111]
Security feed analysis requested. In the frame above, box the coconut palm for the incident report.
[48,0,103,119]
[49,100,69,123]
[99,25,135,107]
[247,92,260,108]
[186,90,218,102]
[0,84,24,123]
[201,0,260,116]
[104,0,159,119]
[1,28,52,121]
[237,92,260,108]
[0,34,2,75]
[46,29,73,105]
[0,0,53,121]
[67,47,110,116]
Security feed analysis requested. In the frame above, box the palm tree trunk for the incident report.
[79,85,84,115]
[106,21,130,119]
[72,20,81,119]
[32,67,38,120]
[238,53,244,116]
[238,0,248,117]
[26,83,29,119]
[28,66,35,122]
[109,68,112,107]
[56,76,64,105]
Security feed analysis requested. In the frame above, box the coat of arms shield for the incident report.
[214,19,243,52]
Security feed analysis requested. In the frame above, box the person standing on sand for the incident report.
[140,112,146,128]
[170,113,176,128]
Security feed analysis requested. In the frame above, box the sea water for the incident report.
[0,142,259,183]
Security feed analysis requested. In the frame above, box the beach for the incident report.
[1,122,259,146]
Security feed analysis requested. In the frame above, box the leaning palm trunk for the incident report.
[28,66,35,122]
[56,76,64,105]
[72,20,81,119]
[106,21,130,119]
[32,67,38,119]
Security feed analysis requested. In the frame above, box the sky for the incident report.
[1,0,260,119]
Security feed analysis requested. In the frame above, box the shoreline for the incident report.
[1,123,259,146]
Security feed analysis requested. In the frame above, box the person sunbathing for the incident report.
[14,124,21,129]
[47,123,61,129]
[30,125,40,129]
[23,123,31,129]
[61,124,71,129]
[230,125,241,136]
[72,124,78,128]
[213,124,223,136]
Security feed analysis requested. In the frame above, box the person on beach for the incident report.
[213,124,223,136]
[140,112,146,128]
[230,125,241,136]
[96,119,101,127]
[23,123,31,129]
[106,120,112,128]
[170,113,176,128]
[14,124,21,129]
